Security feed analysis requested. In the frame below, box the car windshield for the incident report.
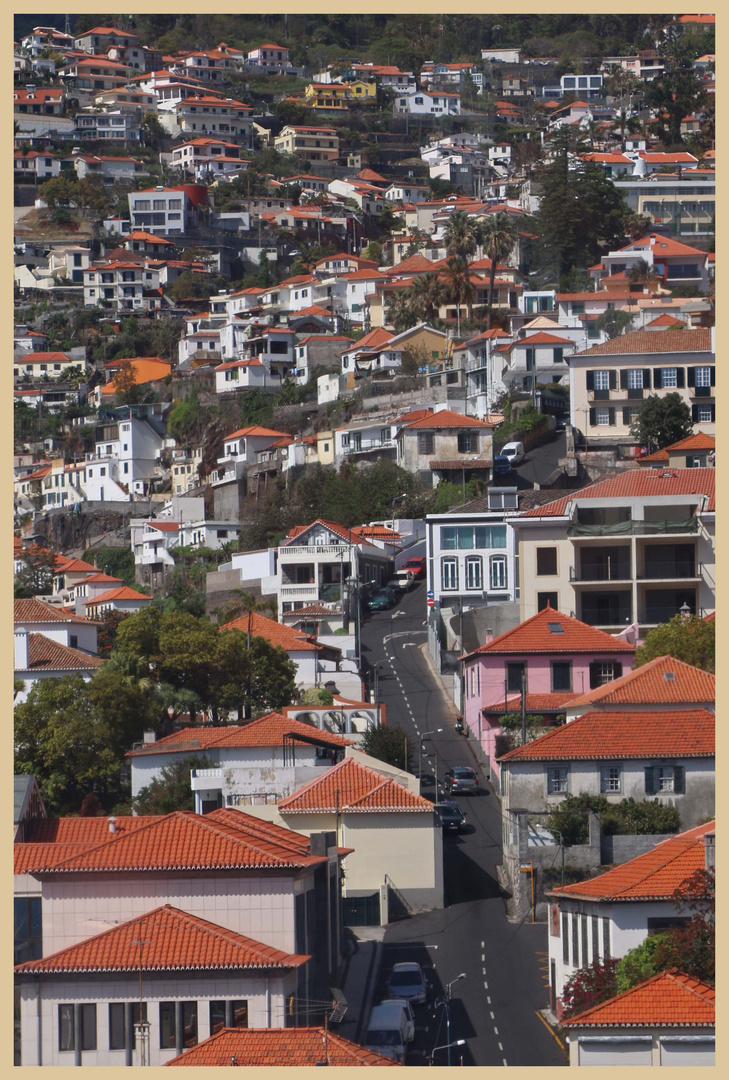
[367,1031,401,1046]
[391,971,422,986]
[453,768,474,777]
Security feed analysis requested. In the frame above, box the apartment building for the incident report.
[159,96,254,143]
[274,125,339,162]
[128,184,209,236]
[515,468,715,632]
[568,328,715,444]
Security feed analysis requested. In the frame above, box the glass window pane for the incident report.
[490,526,507,549]
[457,527,473,549]
[59,1005,74,1052]
[182,1002,198,1048]
[81,1004,96,1051]
[109,1004,125,1051]
[441,527,457,550]
[209,1002,226,1036]
[159,1002,176,1050]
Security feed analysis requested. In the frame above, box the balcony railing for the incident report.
[570,565,632,583]
[341,438,394,454]
[637,562,701,581]
[280,584,319,601]
[569,519,699,537]
[281,544,348,557]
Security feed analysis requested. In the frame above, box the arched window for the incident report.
[465,555,482,590]
[490,554,507,590]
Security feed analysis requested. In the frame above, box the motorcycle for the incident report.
[455,716,464,734]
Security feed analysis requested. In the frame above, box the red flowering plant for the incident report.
[560,957,620,1020]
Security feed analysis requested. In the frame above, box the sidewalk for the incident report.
[334,926,386,1045]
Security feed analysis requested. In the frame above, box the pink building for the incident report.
[461,606,635,782]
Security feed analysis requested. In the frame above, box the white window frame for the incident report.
[441,557,458,591]
[465,555,482,590]
[697,405,713,422]
[661,367,678,388]
[595,407,611,426]
[594,370,610,391]
[489,554,507,590]
[600,765,622,794]
[695,366,711,387]
[657,766,675,792]
[627,369,643,389]
[546,766,569,795]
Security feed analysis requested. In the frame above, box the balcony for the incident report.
[637,561,701,581]
[568,519,699,537]
[281,544,348,557]
[190,768,222,791]
[280,583,319,602]
[570,563,632,583]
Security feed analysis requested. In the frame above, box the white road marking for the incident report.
[481,953,485,962]
[498,1043,503,1052]
[490,1011,495,1020]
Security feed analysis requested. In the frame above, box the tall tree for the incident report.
[634,613,715,672]
[406,272,447,324]
[443,210,478,260]
[629,392,694,452]
[442,255,474,335]
[480,212,518,328]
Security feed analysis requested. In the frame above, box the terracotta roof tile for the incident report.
[283,519,374,547]
[84,586,151,606]
[566,655,715,709]
[75,572,124,585]
[220,611,323,650]
[164,1026,401,1066]
[126,713,353,757]
[224,425,289,440]
[514,331,575,346]
[562,970,714,1028]
[482,692,581,713]
[19,633,103,673]
[15,905,308,974]
[400,408,495,430]
[548,821,714,901]
[574,328,711,357]
[14,598,99,625]
[498,708,714,762]
[463,607,635,658]
[29,809,326,873]
[519,468,715,516]
[278,756,434,814]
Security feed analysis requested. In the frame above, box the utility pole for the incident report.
[521,669,527,747]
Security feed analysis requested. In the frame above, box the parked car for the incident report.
[403,556,426,580]
[493,454,512,476]
[387,961,427,1005]
[390,568,415,591]
[434,801,467,833]
[367,586,398,611]
[379,999,415,1043]
[500,441,525,465]
[444,766,480,795]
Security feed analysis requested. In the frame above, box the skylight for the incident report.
[548,622,564,634]
[663,672,676,681]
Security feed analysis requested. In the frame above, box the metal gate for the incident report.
[342,891,381,926]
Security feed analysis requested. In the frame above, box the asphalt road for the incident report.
[494,431,567,490]
[360,582,567,1067]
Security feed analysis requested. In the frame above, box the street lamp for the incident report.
[434,973,466,1066]
[429,1038,465,1066]
[391,493,407,533]
[419,729,443,780]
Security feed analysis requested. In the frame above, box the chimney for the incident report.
[704,832,714,870]
[26,84,37,93]
[485,627,493,643]
[14,630,29,671]
[143,730,156,744]
[156,185,163,191]
[108,816,117,834]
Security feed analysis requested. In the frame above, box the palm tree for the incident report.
[406,273,447,324]
[628,258,659,289]
[480,212,518,329]
[442,256,474,337]
[385,290,417,334]
[443,210,478,260]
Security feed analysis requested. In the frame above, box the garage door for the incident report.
[578,1037,652,1066]
[660,1037,715,1066]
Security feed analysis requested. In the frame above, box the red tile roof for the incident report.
[15,905,308,975]
[463,606,635,659]
[127,713,353,757]
[519,468,715,516]
[646,313,686,327]
[663,432,715,451]
[19,633,104,674]
[224,425,289,440]
[498,708,714,763]
[75,572,124,585]
[54,557,96,574]
[574,328,711,356]
[278,756,434,814]
[566,655,715,710]
[28,809,326,874]
[283,519,374,547]
[344,327,394,351]
[165,1026,401,1066]
[514,331,574,346]
[482,692,582,713]
[400,408,496,430]
[548,821,714,901]
[220,611,321,651]
[84,587,150,606]
[562,970,715,1028]
[14,598,99,625]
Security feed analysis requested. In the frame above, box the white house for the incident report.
[393,90,461,116]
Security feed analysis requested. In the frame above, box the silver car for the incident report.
[444,766,480,795]
[387,962,427,1005]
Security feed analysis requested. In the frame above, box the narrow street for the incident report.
[360,582,567,1066]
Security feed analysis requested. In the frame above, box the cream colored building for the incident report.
[274,125,340,162]
[515,468,715,632]
[568,327,714,445]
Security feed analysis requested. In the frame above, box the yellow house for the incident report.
[316,429,335,465]
[274,125,339,162]
[304,80,376,109]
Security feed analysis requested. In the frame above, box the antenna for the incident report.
[65,14,72,37]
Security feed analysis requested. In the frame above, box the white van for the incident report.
[364,1002,411,1063]
[391,568,415,591]
[500,441,525,465]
